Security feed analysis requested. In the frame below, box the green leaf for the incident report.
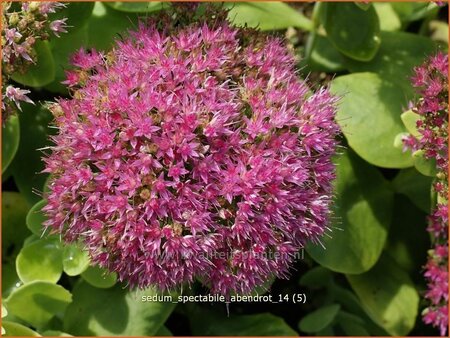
[2,263,23,298]
[391,2,439,23]
[337,311,370,336]
[330,284,363,315]
[41,330,72,337]
[11,104,54,205]
[190,308,298,336]
[393,168,433,212]
[305,35,346,72]
[64,281,175,336]
[299,266,333,289]
[23,234,40,247]
[374,3,401,31]
[430,20,449,44]
[11,41,55,87]
[16,238,63,284]
[5,281,72,329]
[393,132,409,150]
[155,326,172,336]
[401,110,420,138]
[2,321,40,337]
[330,73,413,168]
[354,2,371,11]
[81,266,117,288]
[62,244,90,276]
[2,192,31,261]
[346,253,419,336]
[307,150,393,274]
[316,326,334,336]
[298,304,340,333]
[105,2,166,12]
[323,2,380,61]
[385,195,430,274]
[330,284,388,336]
[225,2,313,31]
[412,150,437,177]
[86,2,139,51]
[343,32,435,81]
[26,199,47,236]
[2,116,20,174]
[2,164,13,183]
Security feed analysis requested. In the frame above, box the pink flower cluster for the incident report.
[404,52,448,336]
[43,8,340,295]
[2,1,68,123]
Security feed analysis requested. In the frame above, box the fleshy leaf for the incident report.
[2,321,41,337]
[225,2,313,31]
[306,35,346,72]
[323,2,380,61]
[412,150,437,177]
[64,282,176,336]
[393,168,433,212]
[5,281,72,329]
[299,266,333,289]
[155,326,172,336]
[331,284,389,336]
[86,2,139,51]
[2,116,20,174]
[385,195,430,274]
[11,104,54,205]
[2,263,23,298]
[330,72,413,168]
[16,238,63,284]
[337,311,371,336]
[81,266,117,289]
[347,253,419,336]
[307,150,393,273]
[41,330,72,337]
[26,199,48,236]
[374,3,401,31]
[299,304,341,333]
[190,308,298,336]
[343,32,435,81]
[401,110,420,138]
[2,192,31,261]
[391,2,439,23]
[62,244,90,276]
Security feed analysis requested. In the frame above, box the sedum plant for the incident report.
[1,1,67,123]
[403,52,449,336]
[42,5,340,296]
[2,2,448,336]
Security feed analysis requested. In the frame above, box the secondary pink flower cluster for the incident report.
[1,1,68,123]
[43,7,340,295]
[404,52,448,336]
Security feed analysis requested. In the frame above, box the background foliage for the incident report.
[2,1,448,336]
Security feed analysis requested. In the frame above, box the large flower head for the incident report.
[43,6,340,295]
